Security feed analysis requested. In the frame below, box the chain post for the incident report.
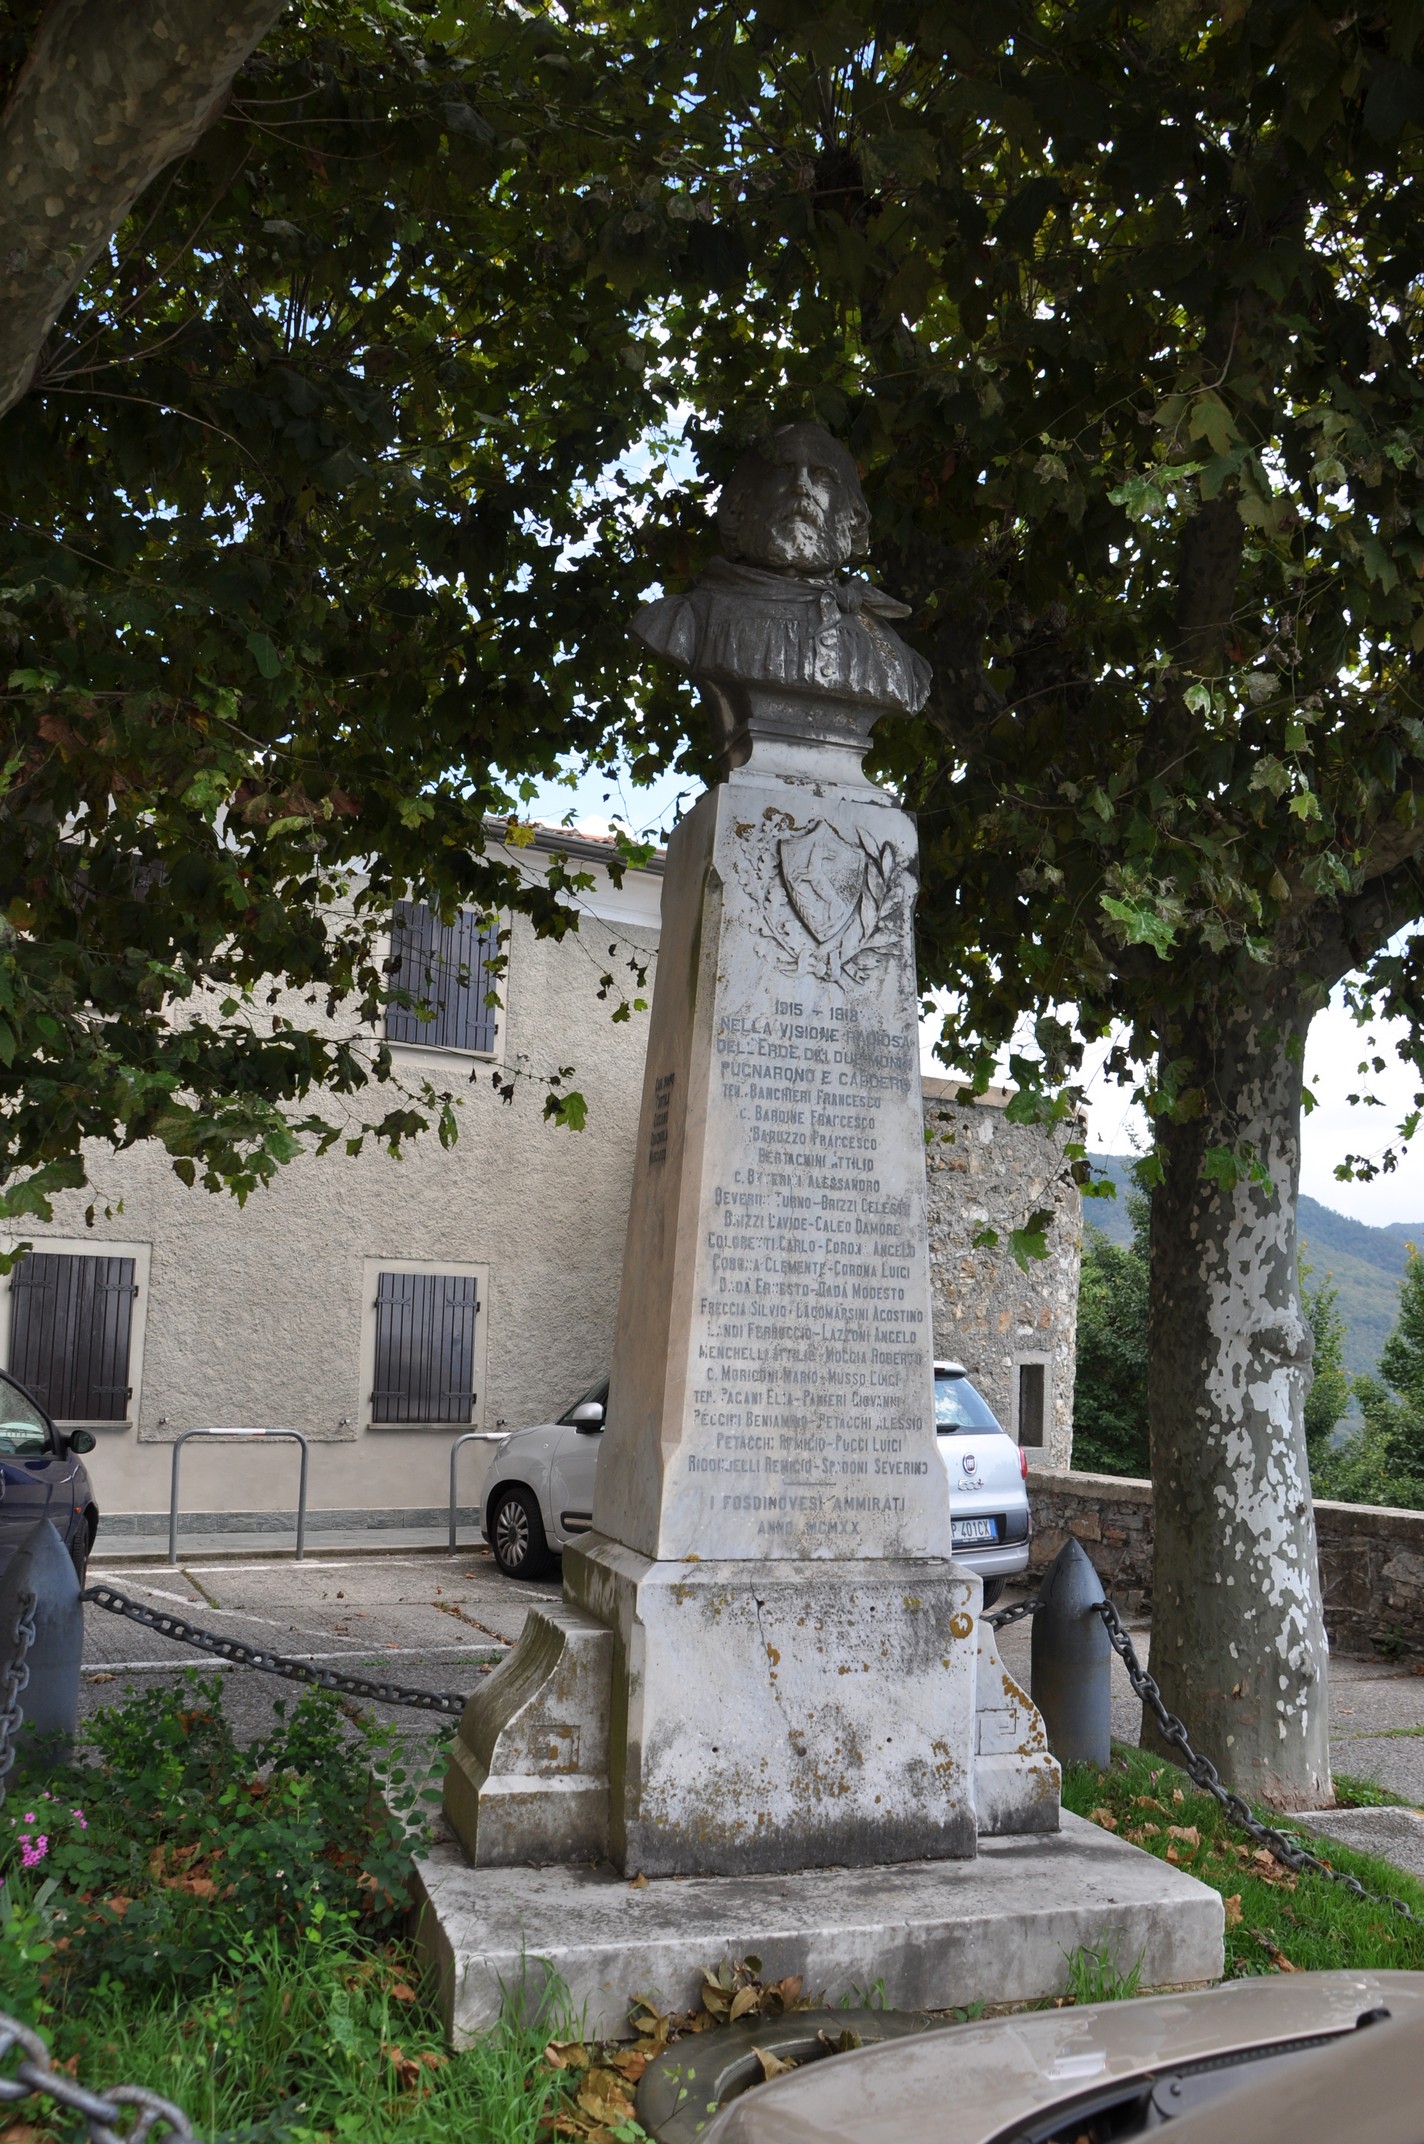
[1029,1538,1112,1768]
[0,1518,80,1781]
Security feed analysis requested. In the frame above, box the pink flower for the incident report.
[72,1810,87,1829]
[20,1835,48,1868]
[22,1813,34,1824]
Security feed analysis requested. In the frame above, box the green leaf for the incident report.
[1100,895,1176,957]
[1186,391,1238,457]
[245,631,282,679]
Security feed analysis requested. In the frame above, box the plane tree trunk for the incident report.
[0,0,286,418]
[1145,979,1331,1808]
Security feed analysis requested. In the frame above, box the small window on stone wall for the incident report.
[1017,1361,1046,1448]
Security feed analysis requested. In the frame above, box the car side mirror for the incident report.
[570,1401,604,1434]
[66,1429,96,1455]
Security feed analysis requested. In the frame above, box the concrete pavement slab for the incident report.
[1294,1805,1424,1881]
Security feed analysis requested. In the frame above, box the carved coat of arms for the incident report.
[756,818,907,984]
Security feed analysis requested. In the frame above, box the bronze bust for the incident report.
[633,422,931,721]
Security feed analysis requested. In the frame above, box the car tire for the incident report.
[70,1520,92,1591]
[980,1576,1006,1609]
[490,1486,555,1580]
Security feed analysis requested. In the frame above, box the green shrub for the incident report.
[1,1671,446,2015]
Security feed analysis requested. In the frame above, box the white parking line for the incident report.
[83,1640,507,1673]
[89,1556,481,1579]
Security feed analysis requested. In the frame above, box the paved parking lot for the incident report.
[80,1549,1424,1804]
[81,1543,555,1746]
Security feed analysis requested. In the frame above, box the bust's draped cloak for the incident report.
[634,558,931,715]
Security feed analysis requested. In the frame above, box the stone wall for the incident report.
[1027,1467,1424,1662]
[924,1085,1081,1468]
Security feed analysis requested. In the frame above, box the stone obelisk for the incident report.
[443,423,1058,1878]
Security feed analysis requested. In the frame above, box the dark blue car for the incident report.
[0,1365,99,1585]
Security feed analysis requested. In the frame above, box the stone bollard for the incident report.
[0,1519,82,1775]
[1030,1537,1112,1768]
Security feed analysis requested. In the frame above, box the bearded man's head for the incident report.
[716,422,871,576]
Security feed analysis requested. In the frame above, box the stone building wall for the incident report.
[1027,1467,1424,1663]
[923,1084,1082,1468]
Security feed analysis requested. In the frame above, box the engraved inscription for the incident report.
[688,978,932,1546]
[649,1070,675,1166]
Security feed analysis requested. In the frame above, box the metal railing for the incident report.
[167,1427,310,1566]
[448,1429,508,1550]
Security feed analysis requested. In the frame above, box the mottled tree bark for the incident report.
[1145,983,1331,1808]
[0,0,286,417]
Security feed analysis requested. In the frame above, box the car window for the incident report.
[0,1371,52,1457]
[934,1372,1003,1434]
[559,1379,610,1425]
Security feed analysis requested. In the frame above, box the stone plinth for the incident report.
[413,1810,1226,2045]
[564,1543,980,1876]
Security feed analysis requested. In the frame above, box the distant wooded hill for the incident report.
[1084,1154,1422,1382]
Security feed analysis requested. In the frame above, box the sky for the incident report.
[515,760,1424,1231]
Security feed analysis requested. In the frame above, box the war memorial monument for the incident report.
[416,424,1222,2038]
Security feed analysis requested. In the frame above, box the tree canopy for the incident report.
[0,0,714,1219]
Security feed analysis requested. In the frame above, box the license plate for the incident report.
[952,1517,998,1546]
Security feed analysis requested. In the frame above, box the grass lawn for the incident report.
[1062,1745,1424,1979]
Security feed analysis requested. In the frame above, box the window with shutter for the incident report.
[371,1270,479,1424]
[385,901,499,1053]
[9,1252,138,1421]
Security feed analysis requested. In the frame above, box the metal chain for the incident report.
[0,2010,193,2144]
[82,1584,482,1716]
[0,1585,36,1808]
[985,1592,1043,1631]
[1093,1593,1424,1930]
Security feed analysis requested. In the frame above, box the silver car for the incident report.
[481,1362,1030,1600]
[693,1971,1424,2144]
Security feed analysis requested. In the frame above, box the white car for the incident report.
[481,1361,1031,1601]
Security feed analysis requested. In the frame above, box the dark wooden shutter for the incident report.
[1018,1362,1046,1448]
[385,902,497,1052]
[10,1252,137,1420]
[371,1271,478,1423]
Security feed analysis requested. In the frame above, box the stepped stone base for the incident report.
[413,1811,1224,2045]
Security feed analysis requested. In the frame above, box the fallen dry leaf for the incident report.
[1167,1825,1201,1852]
[1172,1789,1186,1805]
[729,1986,762,2023]
[629,1872,649,1890]
[1224,1894,1243,1927]
[576,2068,638,2125]
[754,2047,798,2082]
[1089,1806,1119,1832]
[606,2049,649,2083]
[384,2043,443,2091]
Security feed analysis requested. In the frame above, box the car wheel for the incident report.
[980,1576,1006,1610]
[70,1520,92,1591]
[490,1486,555,1580]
